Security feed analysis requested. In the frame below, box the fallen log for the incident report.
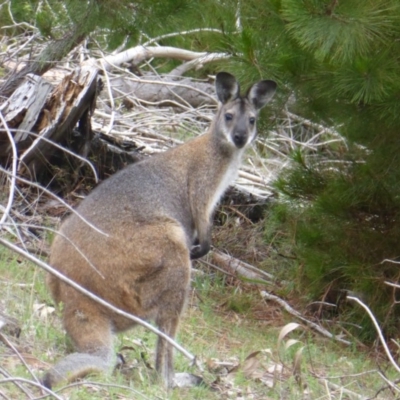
[109,74,216,109]
[208,250,275,284]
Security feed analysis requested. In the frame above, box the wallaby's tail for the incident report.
[43,350,114,388]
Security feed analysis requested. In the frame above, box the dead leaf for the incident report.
[33,302,55,320]
[277,322,301,348]
[285,338,301,350]
[242,352,261,379]
[293,346,304,385]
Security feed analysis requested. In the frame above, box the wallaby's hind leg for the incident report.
[149,230,191,388]
[43,300,114,389]
[156,300,203,389]
[155,308,182,387]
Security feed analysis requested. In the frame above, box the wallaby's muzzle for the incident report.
[232,131,248,148]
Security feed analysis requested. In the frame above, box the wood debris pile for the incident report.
[0,31,347,204]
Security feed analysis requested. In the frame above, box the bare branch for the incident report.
[0,333,40,385]
[261,291,352,345]
[86,45,229,72]
[347,295,400,374]
[0,377,63,400]
[0,112,17,226]
[0,168,107,237]
[209,251,275,283]
[142,28,225,46]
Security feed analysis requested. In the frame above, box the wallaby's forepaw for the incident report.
[190,243,210,260]
[173,372,204,388]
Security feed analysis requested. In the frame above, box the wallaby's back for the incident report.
[44,72,276,389]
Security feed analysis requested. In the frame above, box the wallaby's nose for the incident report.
[233,131,247,148]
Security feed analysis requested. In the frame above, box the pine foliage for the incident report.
[225,0,400,341]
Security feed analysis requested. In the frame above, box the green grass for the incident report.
[0,246,398,399]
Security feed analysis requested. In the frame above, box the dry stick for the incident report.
[210,251,275,282]
[169,52,231,77]
[56,380,151,400]
[89,45,228,73]
[12,129,99,183]
[0,333,40,385]
[100,61,218,104]
[4,1,36,31]
[376,371,400,396]
[198,259,237,279]
[317,379,367,400]
[0,366,34,400]
[285,111,346,145]
[0,238,197,367]
[1,222,105,279]
[0,168,107,237]
[142,28,225,46]
[0,378,63,400]
[99,60,115,136]
[347,295,400,374]
[0,111,17,226]
[381,258,400,265]
[260,291,352,346]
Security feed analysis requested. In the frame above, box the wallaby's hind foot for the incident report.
[173,372,204,388]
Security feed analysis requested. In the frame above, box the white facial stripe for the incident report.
[217,99,259,149]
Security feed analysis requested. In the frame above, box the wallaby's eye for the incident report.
[249,117,256,125]
[225,113,233,122]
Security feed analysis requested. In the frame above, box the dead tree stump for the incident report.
[0,66,101,181]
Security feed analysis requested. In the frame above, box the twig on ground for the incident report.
[347,295,400,374]
[0,168,107,237]
[0,377,63,400]
[0,366,35,400]
[317,379,367,400]
[55,380,152,399]
[0,111,17,226]
[371,371,400,399]
[142,28,225,46]
[210,251,275,283]
[260,291,352,345]
[0,333,40,385]
[99,60,115,136]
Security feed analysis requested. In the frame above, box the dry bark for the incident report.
[0,66,101,179]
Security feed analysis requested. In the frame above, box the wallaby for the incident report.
[43,72,276,389]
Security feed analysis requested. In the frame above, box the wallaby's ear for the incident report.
[247,80,277,110]
[215,72,240,104]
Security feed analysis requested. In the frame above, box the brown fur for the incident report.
[43,72,276,388]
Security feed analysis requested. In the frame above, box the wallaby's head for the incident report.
[215,72,276,149]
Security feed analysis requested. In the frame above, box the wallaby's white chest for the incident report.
[206,153,242,220]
